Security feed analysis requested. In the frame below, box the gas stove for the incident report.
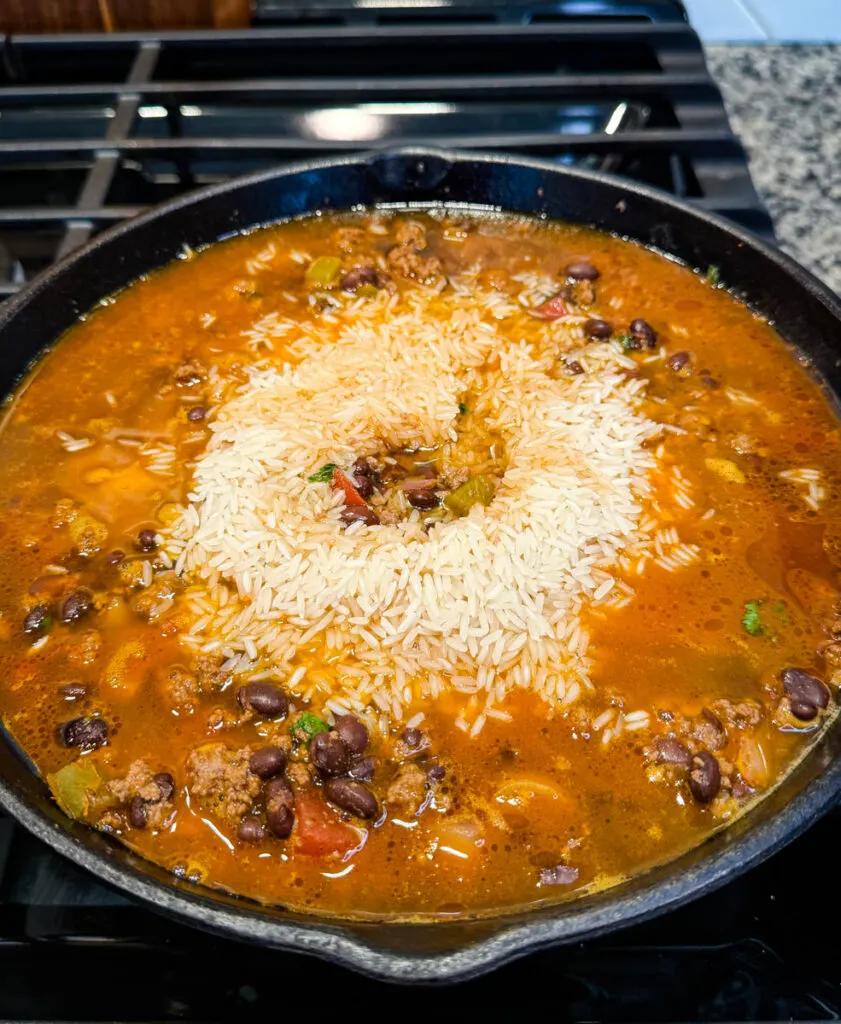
[1,2,835,1019]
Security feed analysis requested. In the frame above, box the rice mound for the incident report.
[166,279,667,731]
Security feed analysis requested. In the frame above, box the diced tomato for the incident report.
[331,468,367,507]
[530,294,568,321]
[294,791,360,857]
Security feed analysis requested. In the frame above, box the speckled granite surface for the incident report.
[705,44,841,296]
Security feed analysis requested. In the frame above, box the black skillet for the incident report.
[0,149,840,984]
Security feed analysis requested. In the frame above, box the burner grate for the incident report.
[0,5,772,300]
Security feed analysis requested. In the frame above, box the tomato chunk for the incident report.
[331,468,367,507]
[530,294,568,320]
[294,791,359,857]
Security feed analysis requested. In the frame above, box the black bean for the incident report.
[584,318,613,340]
[59,716,108,750]
[427,764,446,782]
[60,588,93,623]
[565,261,600,281]
[693,709,727,752]
[340,266,378,292]
[237,682,289,719]
[265,776,295,838]
[238,816,266,843]
[630,318,657,348]
[334,715,368,755]
[264,775,295,807]
[347,755,376,781]
[249,745,287,779]
[128,796,147,829]
[153,772,175,802]
[407,490,439,511]
[688,751,721,803]
[59,682,88,700]
[654,736,692,767]
[187,406,206,423]
[402,727,422,749]
[782,668,829,717]
[23,604,51,636]
[539,864,579,886]
[350,458,377,500]
[666,350,692,375]
[266,804,294,839]
[309,731,351,777]
[136,529,158,552]
[105,550,125,565]
[324,778,378,820]
[565,360,585,376]
[790,700,819,721]
[340,505,380,527]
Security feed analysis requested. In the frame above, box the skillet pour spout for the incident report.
[1,148,841,982]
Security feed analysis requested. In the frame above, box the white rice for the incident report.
[163,275,695,730]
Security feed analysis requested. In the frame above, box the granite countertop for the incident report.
[705,44,841,296]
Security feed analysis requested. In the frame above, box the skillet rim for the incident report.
[1,146,840,983]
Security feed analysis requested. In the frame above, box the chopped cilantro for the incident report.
[742,600,765,636]
[617,334,638,352]
[706,264,721,287]
[293,711,329,738]
[307,463,337,483]
[741,599,787,638]
[458,402,468,415]
[40,615,53,634]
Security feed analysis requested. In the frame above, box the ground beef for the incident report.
[395,219,428,248]
[689,710,727,752]
[334,227,367,253]
[67,629,102,667]
[386,245,443,286]
[568,279,596,307]
[160,656,233,715]
[708,698,763,731]
[130,579,175,621]
[385,764,429,814]
[186,743,261,825]
[117,560,149,591]
[286,762,313,788]
[206,705,245,731]
[194,655,233,692]
[108,759,174,829]
[439,465,470,490]
[68,510,109,558]
[160,664,200,713]
[174,358,207,386]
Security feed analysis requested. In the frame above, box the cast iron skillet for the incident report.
[0,148,840,984]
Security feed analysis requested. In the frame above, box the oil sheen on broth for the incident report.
[0,211,838,919]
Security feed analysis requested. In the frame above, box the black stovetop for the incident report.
[1,2,835,1019]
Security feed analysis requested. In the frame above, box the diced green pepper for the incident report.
[47,760,106,821]
[293,711,329,739]
[305,256,342,288]
[356,284,379,299]
[443,474,496,515]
